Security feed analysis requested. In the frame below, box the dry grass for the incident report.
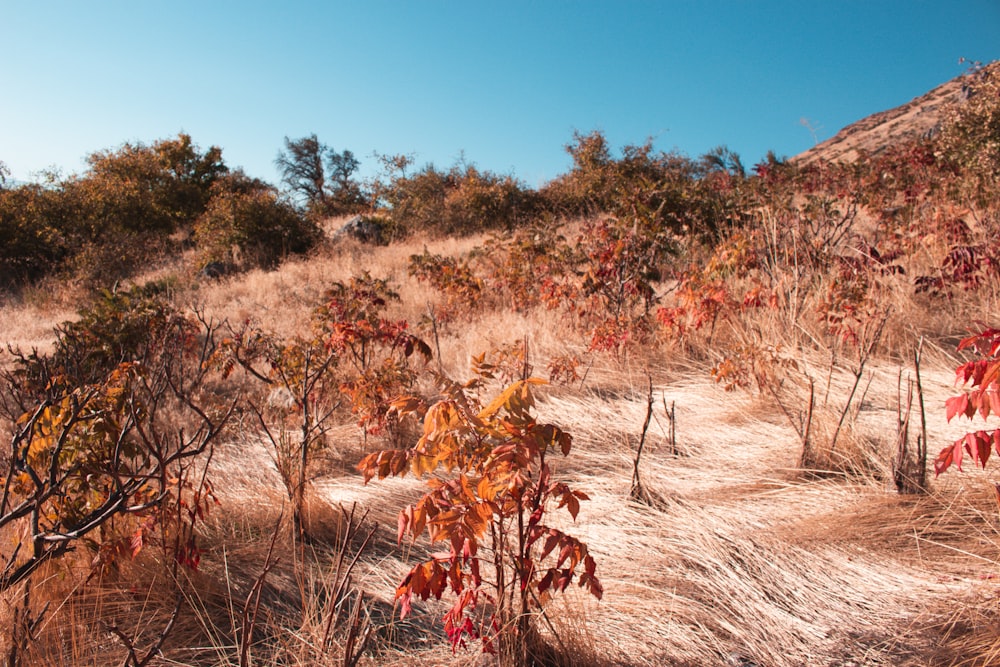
[0,287,78,353]
[6,234,1000,667]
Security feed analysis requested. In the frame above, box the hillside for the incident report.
[6,237,997,666]
[794,68,971,165]
[3,62,1000,666]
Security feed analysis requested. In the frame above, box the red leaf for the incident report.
[540,529,561,561]
[561,492,581,520]
[538,569,554,594]
[934,441,961,476]
[979,391,993,420]
[556,543,574,568]
[968,431,992,468]
[946,394,970,422]
[958,335,980,352]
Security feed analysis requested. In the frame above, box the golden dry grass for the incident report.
[6,234,1000,667]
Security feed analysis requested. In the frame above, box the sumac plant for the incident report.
[934,327,1000,475]
[0,289,230,591]
[213,273,429,537]
[357,375,602,664]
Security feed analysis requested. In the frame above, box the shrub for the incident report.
[936,61,1000,212]
[6,283,193,401]
[68,133,227,240]
[408,249,485,320]
[211,273,429,537]
[473,224,576,312]
[0,184,70,287]
[358,372,601,663]
[0,285,230,626]
[383,162,538,237]
[540,130,729,241]
[194,173,319,269]
[0,134,229,289]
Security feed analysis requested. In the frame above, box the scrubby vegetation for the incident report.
[3,62,1000,666]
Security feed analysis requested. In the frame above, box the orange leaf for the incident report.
[389,395,424,417]
[476,475,498,502]
[398,506,412,544]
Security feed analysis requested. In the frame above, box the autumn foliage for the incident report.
[358,372,601,662]
[4,60,1000,666]
[0,287,231,592]
[210,273,430,536]
[934,328,1000,476]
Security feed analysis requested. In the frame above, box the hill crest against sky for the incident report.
[792,64,994,166]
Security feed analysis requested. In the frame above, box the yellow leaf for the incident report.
[410,453,437,478]
[479,379,545,420]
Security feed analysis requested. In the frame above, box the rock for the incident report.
[335,215,386,245]
[198,262,230,280]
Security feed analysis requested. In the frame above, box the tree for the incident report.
[74,133,227,237]
[327,147,363,209]
[275,134,363,216]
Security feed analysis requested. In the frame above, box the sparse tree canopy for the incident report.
[275,134,364,216]
[700,145,746,178]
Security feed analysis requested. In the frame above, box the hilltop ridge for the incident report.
[794,66,978,165]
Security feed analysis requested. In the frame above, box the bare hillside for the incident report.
[795,70,969,165]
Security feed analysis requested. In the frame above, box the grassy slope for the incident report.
[4,232,1000,667]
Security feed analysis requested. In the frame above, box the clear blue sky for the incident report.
[2,1,998,188]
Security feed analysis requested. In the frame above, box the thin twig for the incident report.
[630,375,655,501]
[830,314,887,453]
[239,510,283,667]
[914,338,928,489]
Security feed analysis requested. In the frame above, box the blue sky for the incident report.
[2,1,998,188]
